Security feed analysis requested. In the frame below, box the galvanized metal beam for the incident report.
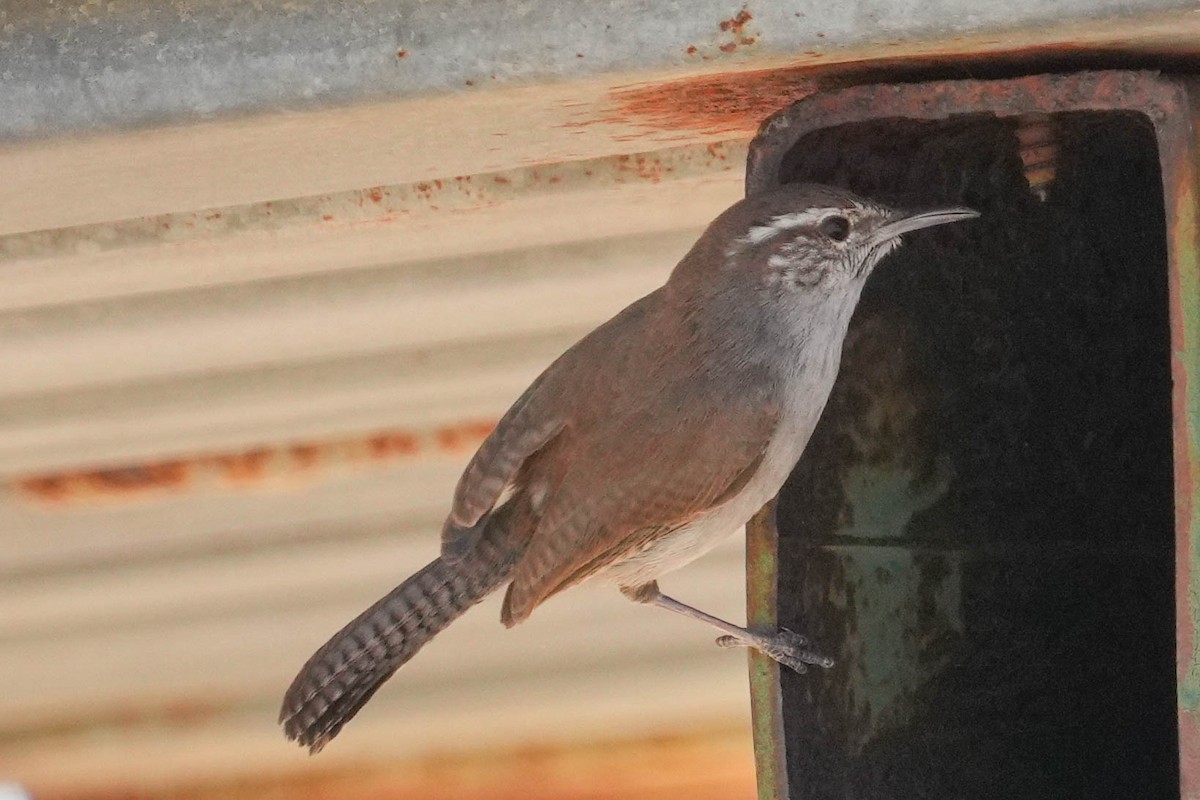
[2,0,1197,142]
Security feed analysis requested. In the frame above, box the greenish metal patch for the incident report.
[819,544,964,748]
[1174,175,1200,712]
[746,506,788,800]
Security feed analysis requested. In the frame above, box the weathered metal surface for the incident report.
[13,420,494,506]
[7,11,1200,242]
[23,725,754,800]
[1170,82,1200,796]
[746,71,1188,797]
[0,140,746,310]
[10,10,1200,241]
[2,545,753,796]
[3,0,1196,143]
[748,70,1188,192]
[0,131,756,795]
[579,69,817,139]
[8,5,1200,796]
[745,503,786,800]
[0,105,760,795]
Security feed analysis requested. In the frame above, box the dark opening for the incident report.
[774,112,1178,797]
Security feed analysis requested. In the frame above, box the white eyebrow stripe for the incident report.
[769,209,828,230]
[744,225,782,245]
[739,210,826,248]
[734,207,857,253]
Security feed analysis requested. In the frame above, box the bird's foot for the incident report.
[716,628,834,674]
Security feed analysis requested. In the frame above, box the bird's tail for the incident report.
[279,509,522,753]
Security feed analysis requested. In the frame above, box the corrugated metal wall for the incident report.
[0,133,756,795]
[3,1,1199,796]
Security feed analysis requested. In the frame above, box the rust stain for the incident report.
[28,723,754,800]
[437,420,498,451]
[681,6,757,59]
[19,462,189,502]
[613,153,672,183]
[576,67,816,137]
[290,443,322,469]
[366,186,385,203]
[719,8,752,34]
[15,421,497,506]
[715,7,756,55]
[746,71,1191,192]
[396,49,408,59]
[212,449,272,484]
[367,431,420,458]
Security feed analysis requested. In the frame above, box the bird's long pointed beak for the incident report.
[873,206,979,243]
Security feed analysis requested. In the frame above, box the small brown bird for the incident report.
[280,184,977,752]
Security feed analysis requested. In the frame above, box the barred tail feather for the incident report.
[279,516,520,752]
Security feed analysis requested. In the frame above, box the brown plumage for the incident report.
[280,184,978,752]
[279,498,530,750]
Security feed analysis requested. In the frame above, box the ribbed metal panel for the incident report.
[0,126,752,796]
[9,3,1193,795]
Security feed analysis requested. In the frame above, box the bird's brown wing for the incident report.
[500,388,781,625]
[440,370,566,559]
[441,293,663,561]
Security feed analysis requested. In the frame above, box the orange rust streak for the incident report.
[290,443,322,469]
[436,420,499,452]
[34,725,753,800]
[720,8,753,34]
[212,449,273,484]
[367,431,421,458]
[569,67,817,137]
[14,421,497,506]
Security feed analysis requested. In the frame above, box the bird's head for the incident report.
[674,183,977,306]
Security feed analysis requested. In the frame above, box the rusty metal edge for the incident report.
[742,69,1197,799]
[1164,79,1200,800]
[746,500,788,800]
[746,70,1187,194]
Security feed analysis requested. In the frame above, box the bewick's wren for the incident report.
[280,184,977,752]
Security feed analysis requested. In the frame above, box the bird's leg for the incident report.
[620,582,834,674]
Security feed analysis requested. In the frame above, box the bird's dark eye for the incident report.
[819,215,850,242]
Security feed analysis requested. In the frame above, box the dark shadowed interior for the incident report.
[773,111,1179,798]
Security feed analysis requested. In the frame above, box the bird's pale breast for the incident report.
[601,361,837,588]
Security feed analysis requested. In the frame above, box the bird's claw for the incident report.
[715,627,834,674]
